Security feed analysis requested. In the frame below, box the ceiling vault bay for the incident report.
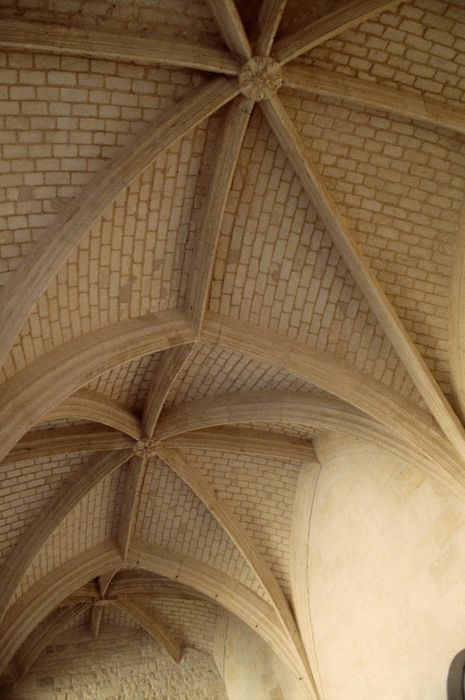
[1,1,465,698]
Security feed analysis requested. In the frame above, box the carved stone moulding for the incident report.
[239,56,283,101]
[132,438,159,458]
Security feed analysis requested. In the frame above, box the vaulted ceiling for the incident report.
[1,1,465,697]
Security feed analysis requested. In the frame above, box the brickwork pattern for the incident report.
[148,598,220,654]
[85,351,161,411]
[183,448,302,595]
[6,627,227,699]
[284,90,465,396]
[303,0,465,108]
[134,456,268,599]
[103,597,219,654]
[16,467,124,603]
[209,108,423,403]
[0,58,204,383]
[0,49,201,288]
[101,605,139,630]
[1,104,225,384]
[2,1,465,692]
[0,119,205,381]
[0,453,91,565]
[165,341,321,409]
[12,127,204,368]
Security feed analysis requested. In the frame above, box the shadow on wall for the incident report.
[448,650,465,700]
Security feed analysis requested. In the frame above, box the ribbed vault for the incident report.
[1,1,465,698]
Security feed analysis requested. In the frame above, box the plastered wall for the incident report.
[6,625,227,700]
[219,613,307,700]
[310,434,465,700]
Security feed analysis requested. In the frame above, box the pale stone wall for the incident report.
[310,434,465,700]
[219,613,307,700]
[6,625,227,700]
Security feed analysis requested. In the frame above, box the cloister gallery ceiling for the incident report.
[1,0,465,698]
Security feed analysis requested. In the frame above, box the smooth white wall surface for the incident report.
[310,433,465,700]
[221,614,307,700]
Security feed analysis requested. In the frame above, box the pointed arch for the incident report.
[0,78,236,369]
[0,450,132,625]
[0,542,312,696]
[155,390,465,497]
[46,390,142,439]
[273,0,402,64]
[201,314,463,487]
[0,310,194,462]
